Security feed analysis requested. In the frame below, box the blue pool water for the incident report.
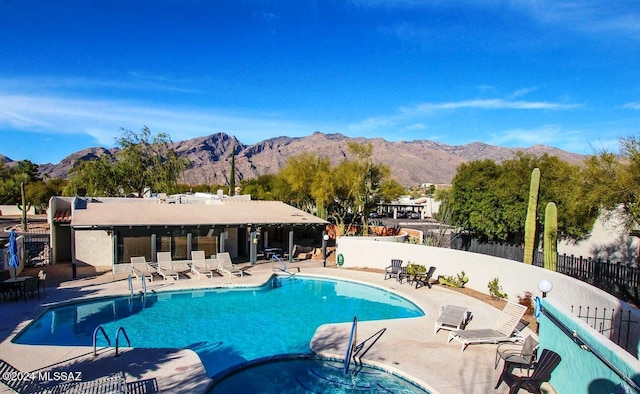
[209,357,430,393]
[14,276,423,376]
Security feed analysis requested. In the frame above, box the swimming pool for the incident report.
[14,276,424,377]
[209,356,431,393]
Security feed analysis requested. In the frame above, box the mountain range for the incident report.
[4,132,586,187]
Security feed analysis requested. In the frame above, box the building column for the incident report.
[288,229,294,264]
[250,227,258,265]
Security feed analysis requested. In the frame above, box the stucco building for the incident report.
[49,193,327,274]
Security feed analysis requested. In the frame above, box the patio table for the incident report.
[2,276,30,301]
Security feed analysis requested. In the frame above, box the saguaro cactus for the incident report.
[544,202,558,271]
[16,182,31,232]
[523,168,540,264]
[229,145,236,196]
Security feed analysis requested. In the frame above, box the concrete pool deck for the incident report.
[0,261,544,393]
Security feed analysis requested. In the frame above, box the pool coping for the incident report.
[0,260,534,393]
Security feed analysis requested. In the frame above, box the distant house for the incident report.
[49,193,327,273]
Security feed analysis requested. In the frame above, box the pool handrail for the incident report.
[93,325,111,357]
[352,327,387,366]
[115,327,131,357]
[344,316,358,375]
[271,254,300,275]
[128,274,133,298]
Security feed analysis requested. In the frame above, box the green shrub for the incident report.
[406,262,427,275]
[488,277,508,300]
[438,270,469,288]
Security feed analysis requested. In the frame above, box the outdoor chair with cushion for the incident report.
[495,334,539,372]
[384,259,403,281]
[448,302,527,351]
[495,348,561,393]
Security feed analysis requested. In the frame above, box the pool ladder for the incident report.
[343,317,387,375]
[93,325,131,357]
[128,275,148,298]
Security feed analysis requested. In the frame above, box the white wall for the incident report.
[335,237,640,348]
[0,205,36,216]
[74,230,113,267]
[558,212,638,264]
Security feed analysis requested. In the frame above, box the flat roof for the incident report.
[71,199,327,228]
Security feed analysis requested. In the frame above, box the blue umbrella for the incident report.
[8,229,19,278]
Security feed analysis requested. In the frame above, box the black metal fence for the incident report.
[571,305,638,356]
[450,234,640,306]
[23,228,50,268]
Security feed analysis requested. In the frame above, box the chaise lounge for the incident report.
[156,252,180,281]
[130,256,155,283]
[448,302,527,351]
[216,252,244,278]
[435,305,470,334]
[190,251,215,279]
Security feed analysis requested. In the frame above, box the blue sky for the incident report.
[1,1,640,164]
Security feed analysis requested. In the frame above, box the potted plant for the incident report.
[406,262,427,281]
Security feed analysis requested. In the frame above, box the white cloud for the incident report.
[0,92,314,147]
[622,102,640,110]
[487,125,618,154]
[509,87,538,99]
[403,98,579,115]
[511,0,640,39]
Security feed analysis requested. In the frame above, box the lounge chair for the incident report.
[414,266,437,289]
[0,359,127,393]
[216,252,243,278]
[191,251,215,279]
[435,305,469,334]
[384,259,403,281]
[131,256,155,283]
[448,302,527,351]
[495,334,539,371]
[156,252,179,281]
[495,348,561,393]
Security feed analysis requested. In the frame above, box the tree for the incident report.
[278,153,334,216]
[239,175,279,201]
[450,159,502,240]
[64,127,188,197]
[64,156,120,196]
[26,179,67,212]
[332,142,392,235]
[115,127,188,196]
[585,136,640,232]
[0,159,43,204]
[449,153,598,243]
